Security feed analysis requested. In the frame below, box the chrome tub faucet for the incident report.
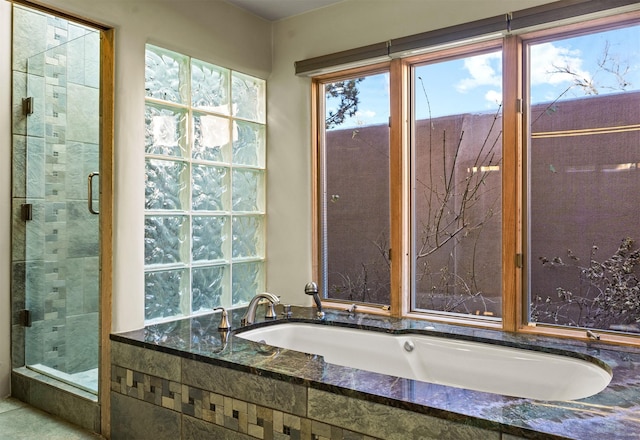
[241,292,280,326]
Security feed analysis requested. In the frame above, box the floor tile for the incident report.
[0,398,102,440]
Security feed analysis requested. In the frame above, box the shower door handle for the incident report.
[88,172,99,215]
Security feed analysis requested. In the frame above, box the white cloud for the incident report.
[484,89,502,106]
[353,109,377,125]
[456,52,502,93]
[529,42,591,86]
[356,110,377,119]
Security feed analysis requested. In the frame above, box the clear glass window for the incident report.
[320,72,391,306]
[411,49,503,320]
[313,12,640,343]
[527,24,640,335]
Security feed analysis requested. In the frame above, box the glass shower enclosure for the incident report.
[21,27,100,393]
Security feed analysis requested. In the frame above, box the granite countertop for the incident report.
[111,306,640,440]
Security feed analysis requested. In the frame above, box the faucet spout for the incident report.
[241,292,280,326]
[305,282,325,319]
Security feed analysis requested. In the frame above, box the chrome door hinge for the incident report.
[21,203,33,221]
[22,97,34,116]
[516,98,523,114]
[19,309,32,327]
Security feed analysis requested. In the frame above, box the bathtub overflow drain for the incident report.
[404,340,415,352]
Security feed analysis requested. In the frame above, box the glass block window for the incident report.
[144,44,266,322]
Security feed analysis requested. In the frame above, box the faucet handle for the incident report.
[214,307,231,331]
[265,297,280,319]
[265,303,276,318]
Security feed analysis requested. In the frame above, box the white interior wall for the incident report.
[1,1,13,398]
[266,0,557,304]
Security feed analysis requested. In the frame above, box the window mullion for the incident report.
[501,34,523,332]
[389,58,408,317]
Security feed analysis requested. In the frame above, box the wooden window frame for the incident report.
[402,40,509,330]
[312,63,395,317]
[312,9,640,346]
[517,11,640,346]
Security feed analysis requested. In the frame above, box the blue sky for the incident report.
[327,24,640,129]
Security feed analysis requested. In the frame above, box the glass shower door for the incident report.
[23,29,101,393]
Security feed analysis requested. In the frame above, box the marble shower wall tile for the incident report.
[21,261,46,321]
[82,34,100,89]
[11,325,25,368]
[66,35,86,86]
[67,83,98,144]
[67,201,98,257]
[11,262,26,321]
[307,388,500,440]
[62,257,99,316]
[25,200,46,260]
[26,73,46,138]
[11,200,26,262]
[65,141,98,200]
[12,6,48,72]
[12,73,27,136]
[27,136,46,199]
[65,312,98,374]
[12,135,27,198]
[65,259,84,316]
[83,257,99,313]
[24,319,45,366]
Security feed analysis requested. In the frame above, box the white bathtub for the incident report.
[236,322,612,401]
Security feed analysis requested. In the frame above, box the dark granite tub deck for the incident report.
[111,306,640,440]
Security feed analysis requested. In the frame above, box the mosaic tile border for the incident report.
[111,365,380,440]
